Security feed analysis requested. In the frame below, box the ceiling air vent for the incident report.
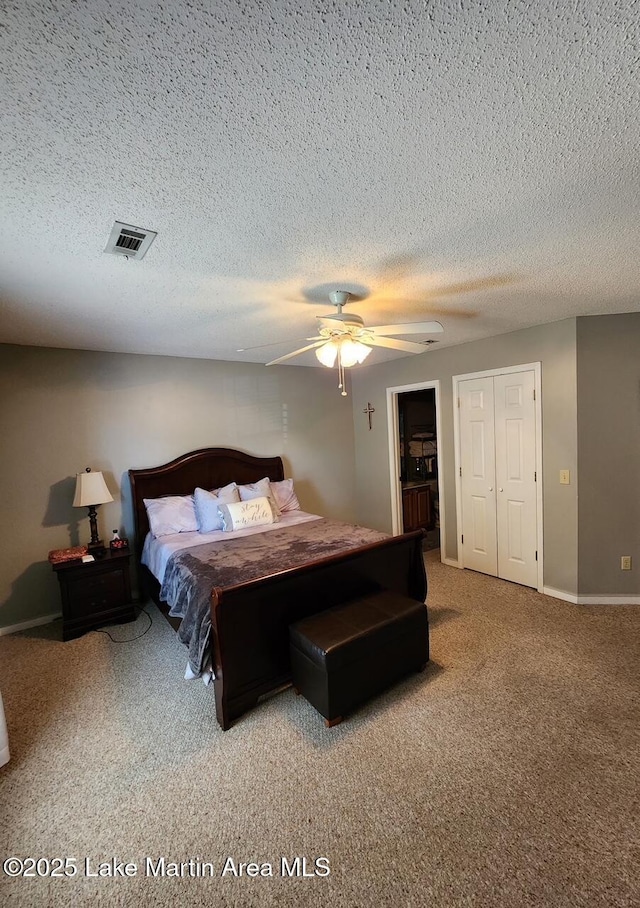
[104,221,157,260]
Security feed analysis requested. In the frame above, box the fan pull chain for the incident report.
[338,348,347,396]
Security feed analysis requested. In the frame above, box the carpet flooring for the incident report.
[1,552,639,907]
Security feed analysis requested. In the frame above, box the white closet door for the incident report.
[459,377,498,576]
[494,371,538,587]
[458,368,538,589]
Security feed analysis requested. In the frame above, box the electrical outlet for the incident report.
[621,556,632,571]
[559,469,570,485]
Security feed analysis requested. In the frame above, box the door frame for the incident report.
[452,362,544,591]
[386,379,446,560]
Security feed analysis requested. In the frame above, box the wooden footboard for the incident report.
[129,448,428,731]
[210,530,427,730]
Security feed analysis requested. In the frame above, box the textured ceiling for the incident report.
[1,0,639,367]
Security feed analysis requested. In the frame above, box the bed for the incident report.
[129,447,428,730]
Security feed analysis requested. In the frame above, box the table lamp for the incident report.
[72,468,114,553]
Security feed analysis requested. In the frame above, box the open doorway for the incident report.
[387,381,442,554]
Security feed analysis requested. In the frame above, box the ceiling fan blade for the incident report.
[266,341,326,366]
[370,321,444,336]
[367,336,431,354]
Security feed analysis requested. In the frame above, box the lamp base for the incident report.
[86,505,105,555]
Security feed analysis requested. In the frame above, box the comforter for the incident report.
[159,517,388,673]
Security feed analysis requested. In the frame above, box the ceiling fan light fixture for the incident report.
[315,336,371,369]
[339,337,371,367]
[315,339,339,367]
[355,341,372,363]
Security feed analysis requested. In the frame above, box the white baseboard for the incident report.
[544,587,640,605]
[576,594,640,605]
[543,586,578,603]
[0,612,61,636]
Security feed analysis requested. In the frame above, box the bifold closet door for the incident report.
[459,377,498,576]
[493,371,537,587]
[459,371,537,588]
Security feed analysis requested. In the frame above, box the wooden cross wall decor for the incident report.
[363,401,375,430]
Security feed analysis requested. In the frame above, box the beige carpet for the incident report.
[1,552,639,907]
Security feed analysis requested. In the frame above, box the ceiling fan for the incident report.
[264,290,443,396]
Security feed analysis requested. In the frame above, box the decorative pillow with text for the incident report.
[218,496,277,532]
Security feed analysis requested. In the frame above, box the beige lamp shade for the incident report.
[72,469,114,507]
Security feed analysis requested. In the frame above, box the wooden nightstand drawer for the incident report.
[52,549,135,640]
[65,569,126,619]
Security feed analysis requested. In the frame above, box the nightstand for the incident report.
[52,549,135,641]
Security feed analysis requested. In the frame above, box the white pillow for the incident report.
[271,478,301,512]
[144,495,198,538]
[237,477,282,517]
[194,483,240,533]
[218,496,276,532]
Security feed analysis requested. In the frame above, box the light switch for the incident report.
[559,470,570,485]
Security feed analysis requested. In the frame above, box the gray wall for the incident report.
[0,344,356,629]
[3,312,637,630]
[577,313,640,595]
[351,319,579,596]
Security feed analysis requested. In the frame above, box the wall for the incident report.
[4,313,634,630]
[576,313,640,596]
[351,319,579,597]
[0,344,356,629]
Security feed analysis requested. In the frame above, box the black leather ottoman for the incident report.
[289,590,429,726]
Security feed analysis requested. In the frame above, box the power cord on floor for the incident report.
[94,604,153,643]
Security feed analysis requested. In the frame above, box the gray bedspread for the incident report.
[160,518,388,674]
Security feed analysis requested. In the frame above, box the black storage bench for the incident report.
[289,589,429,727]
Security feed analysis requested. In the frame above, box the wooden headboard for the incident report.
[128,447,285,558]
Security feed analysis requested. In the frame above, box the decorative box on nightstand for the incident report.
[52,548,135,641]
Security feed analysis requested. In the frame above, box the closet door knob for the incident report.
[499,487,503,492]
[488,487,493,491]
